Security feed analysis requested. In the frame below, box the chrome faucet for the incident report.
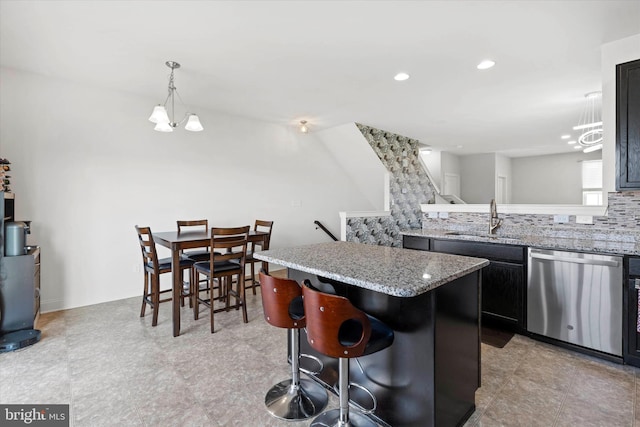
[489,199,502,234]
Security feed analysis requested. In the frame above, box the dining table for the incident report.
[153,229,269,337]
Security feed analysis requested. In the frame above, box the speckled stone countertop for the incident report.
[254,241,488,298]
[401,229,640,256]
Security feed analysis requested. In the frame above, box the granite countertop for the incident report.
[254,241,488,298]
[401,229,640,256]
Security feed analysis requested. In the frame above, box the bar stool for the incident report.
[259,272,328,420]
[302,280,394,427]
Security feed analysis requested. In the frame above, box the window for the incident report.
[582,160,603,205]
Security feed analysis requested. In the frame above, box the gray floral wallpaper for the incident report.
[345,124,435,247]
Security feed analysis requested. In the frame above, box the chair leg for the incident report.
[239,274,248,323]
[210,284,215,334]
[193,270,201,321]
[151,274,160,327]
[140,270,149,317]
[251,262,257,295]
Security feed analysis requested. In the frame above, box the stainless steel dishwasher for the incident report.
[527,248,623,356]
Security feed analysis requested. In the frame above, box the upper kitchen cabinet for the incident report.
[616,58,640,190]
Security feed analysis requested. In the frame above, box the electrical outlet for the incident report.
[291,200,301,207]
[576,215,593,224]
[554,215,569,223]
[438,212,449,219]
[428,212,438,219]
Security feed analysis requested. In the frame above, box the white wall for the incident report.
[495,153,512,203]
[460,153,495,204]
[316,123,387,210]
[511,151,601,204]
[602,33,640,193]
[0,67,375,312]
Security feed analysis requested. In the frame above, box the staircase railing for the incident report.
[314,220,338,241]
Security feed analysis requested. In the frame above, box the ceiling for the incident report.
[1,1,639,157]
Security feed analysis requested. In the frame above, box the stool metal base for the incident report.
[265,378,328,420]
[310,408,378,427]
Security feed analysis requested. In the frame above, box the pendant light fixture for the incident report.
[299,120,309,133]
[148,61,203,132]
[573,91,602,153]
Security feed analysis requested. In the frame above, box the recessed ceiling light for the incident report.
[561,135,571,139]
[567,140,577,145]
[477,60,495,70]
[394,72,410,81]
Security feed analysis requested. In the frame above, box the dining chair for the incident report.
[193,226,250,333]
[245,220,274,295]
[135,225,194,326]
[177,219,211,306]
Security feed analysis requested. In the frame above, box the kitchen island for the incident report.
[254,241,488,427]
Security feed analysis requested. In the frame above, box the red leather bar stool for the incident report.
[259,272,328,420]
[302,280,394,427]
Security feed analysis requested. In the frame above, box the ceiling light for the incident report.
[572,91,602,151]
[561,135,571,139]
[574,145,582,149]
[477,60,495,70]
[148,61,203,132]
[394,72,410,81]
[583,143,603,154]
[567,140,577,145]
[299,120,309,133]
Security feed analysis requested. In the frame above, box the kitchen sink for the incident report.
[444,231,523,244]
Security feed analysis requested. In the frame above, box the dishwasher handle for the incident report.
[529,251,620,267]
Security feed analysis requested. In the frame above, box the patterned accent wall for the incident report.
[345,124,436,247]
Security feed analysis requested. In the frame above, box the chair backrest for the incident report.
[209,226,250,274]
[301,281,371,359]
[177,219,208,233]
[135,225,159,273]
[253,220,274,251]
[259,272,305,329]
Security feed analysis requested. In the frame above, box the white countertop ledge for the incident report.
[254,241,488,298]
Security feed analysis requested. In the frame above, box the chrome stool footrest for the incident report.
[334,382,377,414]
[295,353,324,376]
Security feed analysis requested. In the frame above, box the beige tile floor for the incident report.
[1,282,639,427]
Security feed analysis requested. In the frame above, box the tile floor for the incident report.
[1,279,639,427]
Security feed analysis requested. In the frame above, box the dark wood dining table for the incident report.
[153,229,269,337]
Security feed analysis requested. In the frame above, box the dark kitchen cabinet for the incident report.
[624,256,640,367]
[404,235,526,332]
[616,58,640,190]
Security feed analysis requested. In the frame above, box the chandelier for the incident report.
[148,61,203,132]
[573,91,602,153]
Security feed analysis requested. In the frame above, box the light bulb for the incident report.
[299,120,308,133]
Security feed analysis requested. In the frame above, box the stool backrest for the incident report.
[259,272,305,329]
[302,281,371,359]
[253,220,273,251]
[135,225,159,273]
